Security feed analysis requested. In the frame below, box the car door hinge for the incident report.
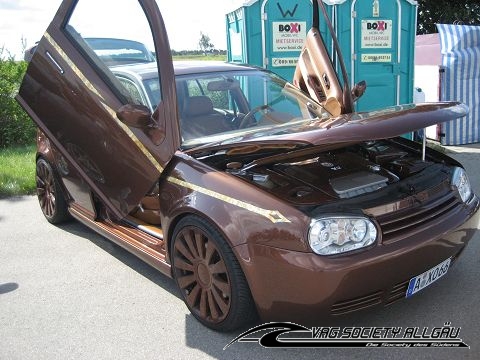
[264,58,269,66]
[352,53,357,61]
[352,11,357,18]
[262,13,267,21]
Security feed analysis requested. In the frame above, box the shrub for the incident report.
[0,48,36,148]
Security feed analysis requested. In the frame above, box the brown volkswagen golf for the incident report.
[17,0,479,331]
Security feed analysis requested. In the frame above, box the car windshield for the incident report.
[85,38,156,66]
[144,69,329,148]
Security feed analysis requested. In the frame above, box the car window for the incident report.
[186,77,230,109]
[116,76,147,106]
[142,78,161,110]
[177,70,328,148]
[64,0,160,106]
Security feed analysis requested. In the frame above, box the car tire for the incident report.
[171,215,256,331]
[36,157,70,224]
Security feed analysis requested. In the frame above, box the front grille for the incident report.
[331,254,462,315]
[331,281,414,315]
[330,281,410,315]
[376,190,463,244]
[385,281,409,305]
[330,291,383,315]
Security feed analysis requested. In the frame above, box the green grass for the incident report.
[0,145,36,197]
[172,54,227,61]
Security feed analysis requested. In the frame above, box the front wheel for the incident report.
[171,215,256,331]
[36,158,69,224]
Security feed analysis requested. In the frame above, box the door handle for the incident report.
[45,51,65,74]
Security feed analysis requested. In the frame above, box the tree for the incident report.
[417,0,480,34]
[198,32,214,54]
[0,48,35,147]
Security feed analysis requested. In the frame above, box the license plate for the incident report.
[406,258,451,298]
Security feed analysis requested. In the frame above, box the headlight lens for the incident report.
[309,217,377,255]
[452,167,472,203]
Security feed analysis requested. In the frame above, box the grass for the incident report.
[0,145,36,198]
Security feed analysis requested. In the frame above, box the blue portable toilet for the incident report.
[226,0,320,80]
[226,0,417,117]
[332,0,417,113]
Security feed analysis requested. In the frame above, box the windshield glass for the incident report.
[173,70,330,148]
[85,38,156,66]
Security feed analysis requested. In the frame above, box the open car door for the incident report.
[17,0,179,219]
[293,0,354,117]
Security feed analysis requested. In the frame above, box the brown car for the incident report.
[17,0,479,331]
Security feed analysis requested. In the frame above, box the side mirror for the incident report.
[116,104,153,128]
[351,80,367,102]
[116,104,165,145]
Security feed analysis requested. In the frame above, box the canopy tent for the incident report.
[437,24,480,145]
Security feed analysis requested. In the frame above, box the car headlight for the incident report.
[308,217,377,255]
[452,167,472,203]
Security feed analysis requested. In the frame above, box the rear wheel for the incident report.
[36,158,69,224]
[171,215,256,331]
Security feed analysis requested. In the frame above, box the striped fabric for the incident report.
[437,24,480,145]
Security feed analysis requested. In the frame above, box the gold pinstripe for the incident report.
[167,177,291,223]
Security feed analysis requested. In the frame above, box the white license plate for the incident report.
[406,258,451,298]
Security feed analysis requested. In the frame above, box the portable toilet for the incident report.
[226,0,417,113]
[331,0,417,113]
[227,0,323,81]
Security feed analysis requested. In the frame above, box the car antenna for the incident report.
[313,0,354,114]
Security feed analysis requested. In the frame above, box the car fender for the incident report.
[159,155,311,256]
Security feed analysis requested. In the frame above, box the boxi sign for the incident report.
[273,21,307,52]
[278,23,302,33]
[361,19,393,48]
[366,20,389,31]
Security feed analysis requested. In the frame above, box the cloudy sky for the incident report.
[0,0,245,59]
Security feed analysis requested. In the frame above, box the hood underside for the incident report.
[188,102,468,156]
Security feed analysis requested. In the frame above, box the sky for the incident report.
[0,0,246,59]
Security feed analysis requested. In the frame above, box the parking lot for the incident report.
[1,144,479,360]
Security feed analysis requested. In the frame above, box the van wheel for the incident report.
[36,158,69,224]
[171,215,256,331]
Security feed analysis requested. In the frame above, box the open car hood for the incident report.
[188,102,468,155]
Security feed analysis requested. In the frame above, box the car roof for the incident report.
[110,61,259,80]
[173,61,256,75]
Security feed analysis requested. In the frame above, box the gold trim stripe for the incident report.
[167,177,291,224]
[44,32,164,174]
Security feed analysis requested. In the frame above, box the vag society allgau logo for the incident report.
[224,322,469,349]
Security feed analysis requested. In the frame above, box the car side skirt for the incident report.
[68,203,172,278]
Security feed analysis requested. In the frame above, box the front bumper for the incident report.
[235,195,480,323]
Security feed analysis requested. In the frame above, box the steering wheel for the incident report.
[238,104,274,129]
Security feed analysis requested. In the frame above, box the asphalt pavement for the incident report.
[1,144,479,360]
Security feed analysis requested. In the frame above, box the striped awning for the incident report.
[437,24,480,145]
